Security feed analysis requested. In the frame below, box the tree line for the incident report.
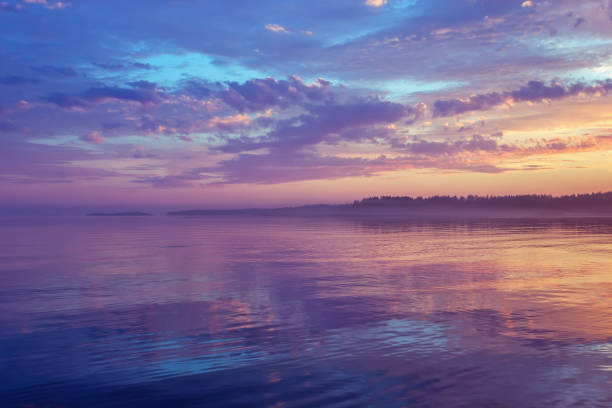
[350,192,612,210]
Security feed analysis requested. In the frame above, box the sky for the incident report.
[1,0,611,208]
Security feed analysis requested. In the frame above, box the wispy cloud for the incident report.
[265,24,290,34]
[433,80,612,117]
[0,2,24,12]
[365,0,387,7]
[23,0,68,10]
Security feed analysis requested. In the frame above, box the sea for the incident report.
[1,215,611,407]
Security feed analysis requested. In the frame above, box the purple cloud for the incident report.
[45,85,164,109]
[181,78,213,98]
[83,86,162,105]
[195,134,612,185]
[434,80,612,117]
[95,61,153,71]
[30,65,77,78]
[125,80,157,90]
[218,76,332,112]
[0,75,42,85]
[405,134,503,155]
[0,138,119,184]
[0,2,24,12]
[573,17,586,28]
[0,121,18,132]
[218,97,417,153]
[80,130,106,144]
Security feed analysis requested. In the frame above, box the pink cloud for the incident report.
[80,131,106,144]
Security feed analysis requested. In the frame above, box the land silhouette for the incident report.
[167,192,612,218]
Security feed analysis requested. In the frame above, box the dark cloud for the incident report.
[0,75,42,85]
[45,85,164,109]
[132,62,152,70]
[30,65,77,78]
[573,17,586,28]
[126,80,157,90]
[102,121,126,130]
[94,61,153,71]
[94,62,125,71]
[181,78,214,98]
[44,92,89,109]
[83,86,162,104]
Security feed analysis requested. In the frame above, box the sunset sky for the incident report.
[1,0,611,208]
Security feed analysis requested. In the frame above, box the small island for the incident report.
[87,212,152,216]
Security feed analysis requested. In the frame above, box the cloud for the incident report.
[80,130,106,144]
[45,85,164,109]
[402,134,612,163]
[521,1,533,8]
[82,86,162,105]
[265,24,290,34]
[94,61,153,71]
[134,167,213,188]
[573,17,586,28]
[181,78,214,98]
[0,121,18,132]
[208,134,612,184]
[217,97,417,153]
[365,0,387,7]
[23,0,68,10]
[0,2,24,12]
[433,79,612,117]
[30,65,77,77]
[0,139,117,184]
[167,152,397,186]
[433,93,506,118]
[0,75,41,85]
[218,76,332,112]
[44,92,89,109]
[126,80,157,90]
[208,114,251,131]
[406,134,500,155]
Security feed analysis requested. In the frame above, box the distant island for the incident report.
[87,212,151,216]
[168,192,612,218]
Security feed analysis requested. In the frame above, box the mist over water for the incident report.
[1,215,611,407]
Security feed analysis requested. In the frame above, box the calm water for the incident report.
[1,215,611,407]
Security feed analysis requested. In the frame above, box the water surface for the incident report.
[1,216,611,407]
